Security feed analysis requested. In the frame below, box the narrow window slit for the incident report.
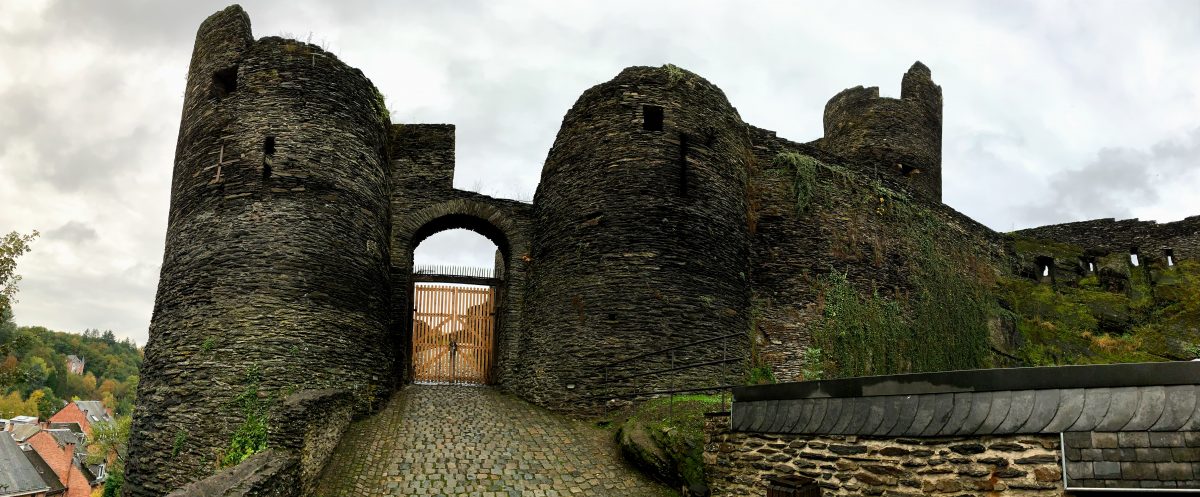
[1129,247,1140,267]
[679,133,689,196]
[211,65,238,100]
[642,105,664,131]
[1164,248,1175,267]
[262,136,276,180]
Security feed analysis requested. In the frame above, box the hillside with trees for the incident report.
[0,229,142,420]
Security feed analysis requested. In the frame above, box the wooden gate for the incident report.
[411,284,496,385]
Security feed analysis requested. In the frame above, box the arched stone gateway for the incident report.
[390,197,532,386]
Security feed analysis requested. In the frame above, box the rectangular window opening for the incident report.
[1165,248,1175,267]
[642,105,664,131]
[211,65,238,100]
[1130,247,1140,267]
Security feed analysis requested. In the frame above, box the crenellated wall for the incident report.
[812,62,943,201]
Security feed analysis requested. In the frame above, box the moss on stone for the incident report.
[616,395,721,496]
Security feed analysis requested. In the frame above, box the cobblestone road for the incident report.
[314,385,670,496]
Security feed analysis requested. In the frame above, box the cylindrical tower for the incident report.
[125,6,393,494]
[819,61,943,200]
[516,66,753,407]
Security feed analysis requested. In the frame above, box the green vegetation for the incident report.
[998,251,1200,365]
[220,368,270,467]
[616,395,721,496]
[772,152,818,214]
[660,63,687,85]
[90,415,131,497]
[0,323,141,418]
[800,346,824,381]
[801,169,993,378]
[0,230,38,313]
[373,86,391,124]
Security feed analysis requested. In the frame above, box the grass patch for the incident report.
[616,395,722,496]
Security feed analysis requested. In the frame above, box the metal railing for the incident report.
[413,264,495,279]
[593,332,744,417]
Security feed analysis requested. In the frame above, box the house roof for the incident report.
[45,429,81,447]
[73,401,113,425]
[10,424,40,443]
[24,448,66,494]
[0,432,51,496]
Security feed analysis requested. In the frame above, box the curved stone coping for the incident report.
[732,362,1200,437]
[734,361,1200,403]
[734,385,1200,436]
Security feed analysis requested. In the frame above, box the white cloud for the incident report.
[1,0,1197,343]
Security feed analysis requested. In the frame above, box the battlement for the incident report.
[814,62,943,201]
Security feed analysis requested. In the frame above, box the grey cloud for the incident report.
[44,221,98,245]
[1018,127,1200,226]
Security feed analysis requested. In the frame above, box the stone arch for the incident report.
[391,197,532,386]
[395,198,529,266]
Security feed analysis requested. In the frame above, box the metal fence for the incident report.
[593,332,744,416]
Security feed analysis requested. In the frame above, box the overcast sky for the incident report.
[1,0,1198,344]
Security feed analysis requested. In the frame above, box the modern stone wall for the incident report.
[126,6,393,494]
[514,66,753,408]
[705,413,1065,496]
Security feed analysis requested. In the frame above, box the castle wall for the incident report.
[1016,216,1200,262]
[386,124,533,387]
[747,125,1010,382]
[126,6,393,494]
[811,62,943,201]
[514,66,754,408]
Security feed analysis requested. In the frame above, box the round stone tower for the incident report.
[819,62,943,200]
[516,66,753,407]
[125,6,393,494]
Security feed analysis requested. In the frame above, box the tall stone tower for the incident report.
[817,62,943,200]
[514,66,753,407]
[124,6,394,495]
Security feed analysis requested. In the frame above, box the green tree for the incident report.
[0,230,38,315]
[91,416,130,497]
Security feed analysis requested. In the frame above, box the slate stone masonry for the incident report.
[128,6,1200,494]
[126,6,393,495]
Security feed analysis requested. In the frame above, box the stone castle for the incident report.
[125,5,1200,495]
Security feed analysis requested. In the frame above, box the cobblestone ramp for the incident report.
[314,385,670,496]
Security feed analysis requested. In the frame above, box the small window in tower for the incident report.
[211,65,239,100]
[1035,255,1054,281]
[643,105,664,131]
[1088,261,1095,272]
[1129,247,1140,267]
[262,136,276,180]
[1164,248,1175,267]
[898,163,921,177]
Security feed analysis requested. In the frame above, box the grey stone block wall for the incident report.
[126,6,393,495]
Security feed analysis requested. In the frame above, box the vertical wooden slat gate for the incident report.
[411,284,496,385]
